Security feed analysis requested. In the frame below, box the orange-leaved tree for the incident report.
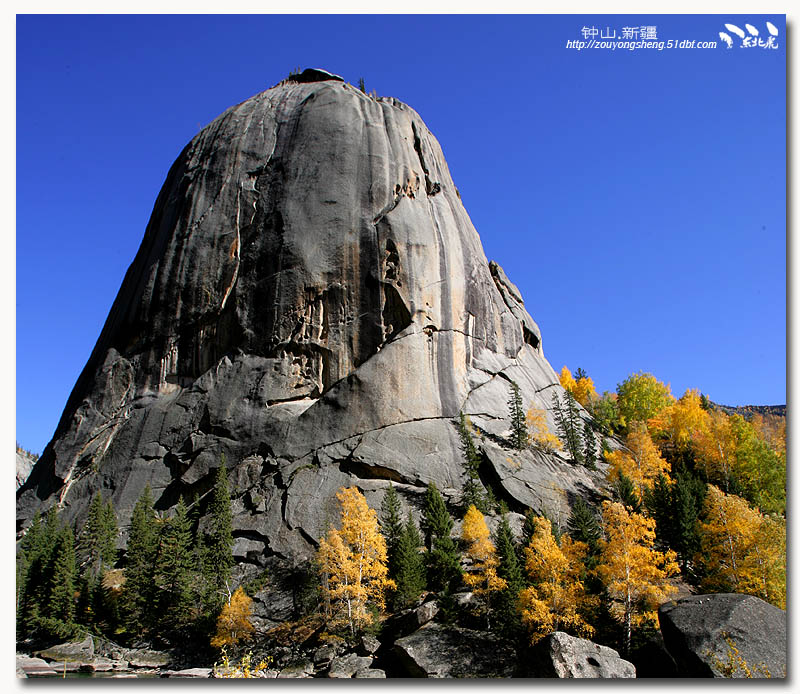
[461,505,506,628]
[595,501,678,655]
[604,422,670,501]
[518,516,594,644]
[210,586,254,649]
[317,487,394,635]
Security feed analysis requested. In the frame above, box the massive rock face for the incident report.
[18,69,607,571]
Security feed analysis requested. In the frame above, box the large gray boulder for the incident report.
[658,593,786,678]
[17,69,604,580]
[529,632,636,678]
[392,623,516,677]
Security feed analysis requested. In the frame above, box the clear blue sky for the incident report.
[16,14,786,454]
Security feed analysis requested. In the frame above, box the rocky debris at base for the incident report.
[327,653,375,678]
[529,631,636,678]
[392,623,516,678]
[658,593,786,678]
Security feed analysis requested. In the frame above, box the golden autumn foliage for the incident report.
[461,505,506,625]
[317,487,395,634]
[525,407,563,452]
[595,502,678,653]
[604,422,670,498]
[518,516,594,644]
[559,366,598,407]
[697,486,785,608]
[211,587,254,649]
[649,388,709,451]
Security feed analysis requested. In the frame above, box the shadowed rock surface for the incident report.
[528,631,636,678]
[17,70,607,580]
[658,593,786,678]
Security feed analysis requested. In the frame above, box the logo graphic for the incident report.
[719,21,779,49]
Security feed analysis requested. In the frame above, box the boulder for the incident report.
[357,634,381,656]
[37,634,94,662]
[126,649,171,668]
[393,623,515,678]
[277,660,314,678]
[383,600,440,641]
[79,658,114,672]
[327,653,374,678]
[16,655,58,677]
[658,593,786,678]
[164,668,212,678]
[529,632,636,678]
[355,668,387,678]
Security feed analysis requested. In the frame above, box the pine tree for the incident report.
[392,514,426,609]
[508,381,529,450]
[564,390,585,464]
[204,461,234,614]
[583,422,597,470]
[553,391,583,463]
[124,486,160,636]
[158,498,195,633]
[49,524,77,625]
[492,514,524,638]
[421,482,461,592]
[78,491,118,579]
[380,483,404,577]
[20,507,62,635]
[457,412,486,511]
[612,471,642,513]
[672,473,706,570]
[567,497,601,554]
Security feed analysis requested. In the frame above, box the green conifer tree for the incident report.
[158,498,195,633]
[672,473,706,571]
[564,390,585,464]
[393,514,426,609]
[421,482,461,592]
[203,461,234,614]
[508,381,529,450]
[457,412,487,511]
[124,486,159,636]
[380,483,404,577]
[612,472,641,513]
[567,497,601,554]
[492,515,524,638]
[583,422,597,470]
[49,524,77,625]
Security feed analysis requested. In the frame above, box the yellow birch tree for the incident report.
[317,487,395,635]
[595,501,678,654]
[604,422,670,500]
[210,586,254,648]
[526,407,563,452]
[518,516,594,644]
[461,505,506,628]
[697,485,785,608]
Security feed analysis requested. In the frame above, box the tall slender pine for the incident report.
[508,382,529,450]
